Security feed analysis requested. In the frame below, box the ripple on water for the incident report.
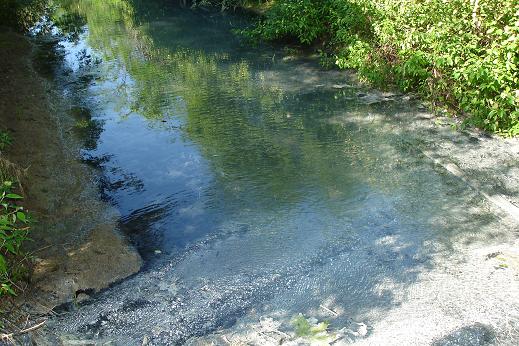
[41,1,519,345]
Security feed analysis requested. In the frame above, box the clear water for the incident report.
[40,0,519,344]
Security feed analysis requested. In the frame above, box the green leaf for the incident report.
[16,211,26,223]
[1,283,16,296]
[4,242,16,254]
[0,254,6,274]
[6,193,23,199]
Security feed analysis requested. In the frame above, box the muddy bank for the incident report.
[0,28,142,326]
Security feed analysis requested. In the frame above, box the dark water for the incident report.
[36,0,519,344]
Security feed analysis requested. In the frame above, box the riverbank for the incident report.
[0,29,142,338]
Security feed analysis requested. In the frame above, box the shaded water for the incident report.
[36,0,519,344]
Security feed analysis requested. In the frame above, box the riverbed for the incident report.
[14,0,519,344]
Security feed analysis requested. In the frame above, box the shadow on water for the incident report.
[431,323,496,346]
[32,0,516,344]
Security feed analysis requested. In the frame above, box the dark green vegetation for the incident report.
[0,181,30,296]
[243,0,519,135]
[0,132,30,297]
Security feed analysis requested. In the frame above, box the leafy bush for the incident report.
[0,181,30,296]
[245,0,327,44]
[246,0,519,135]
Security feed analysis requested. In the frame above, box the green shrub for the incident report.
[246,0,519,135]
[0,181,30,296]
[247,0,327,44]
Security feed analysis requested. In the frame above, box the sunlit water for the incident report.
[36,0,519,344]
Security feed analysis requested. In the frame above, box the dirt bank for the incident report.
[0,28,142,331]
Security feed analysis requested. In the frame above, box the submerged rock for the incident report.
[432,323,495,346]
[332,83,354,89]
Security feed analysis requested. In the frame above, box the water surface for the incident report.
[40,0,519,344]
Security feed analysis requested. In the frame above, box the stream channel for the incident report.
[27,0,519,344]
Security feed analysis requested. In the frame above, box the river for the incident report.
[30,0,519,344]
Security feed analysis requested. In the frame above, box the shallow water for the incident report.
[36,0,519,344]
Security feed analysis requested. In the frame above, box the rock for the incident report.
[340,321,369,338]
[282,55,298,62]
[356,322,368,337]
[332,83,353,89]
[75,292,90,303]
[32,224,142,306]
[431,323,495,345]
